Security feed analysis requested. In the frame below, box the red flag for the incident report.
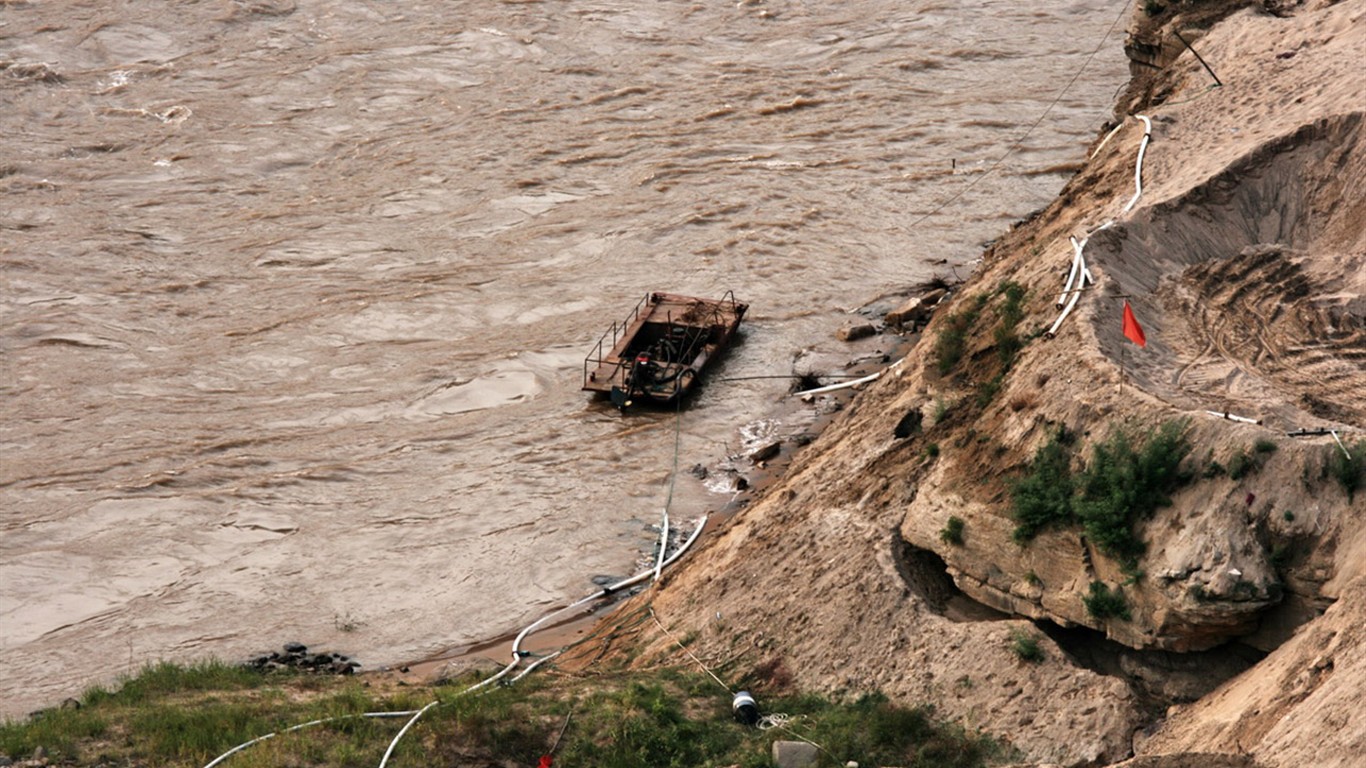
[1122,300,1147,347]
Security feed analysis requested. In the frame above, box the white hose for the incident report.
[654,505,669,583]
[1332,430,1352,459]
[377,700,440,768]
[202,712,420,768]
[1090,120,1126,160]
[1204,410,1262,425]
[511,651,562,683]
[210,514,711,768]
[1122,115,1152,214]
[1056,237,1084,308]
[795,369,884,398]
[513,513,709,658]
[1046,264,1092,338]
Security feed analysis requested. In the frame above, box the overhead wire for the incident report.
[902,0,1135,233]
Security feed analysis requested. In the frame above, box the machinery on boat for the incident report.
[582,292,747,409]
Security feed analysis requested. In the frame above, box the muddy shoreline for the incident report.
[390,320,928,683]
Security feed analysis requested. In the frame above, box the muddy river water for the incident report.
[1,0,1127,715]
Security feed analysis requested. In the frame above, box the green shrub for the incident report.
[975,374,1004,407]
[925,442,941,459]
[1327,441,1366,502]
[1010,427,1076,543]
[933,294,989,375]
[940,516,966,546]
[1227,449,1254,480]
[1254,439,1278,454]
[1075,420,1191,568]
[993,282,1027,369]
[1008,629,1043,663]
[1083,582,1131,621]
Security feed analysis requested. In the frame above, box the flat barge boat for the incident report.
[583,292,747,409]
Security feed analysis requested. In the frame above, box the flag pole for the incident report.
[1120,337,1125,396]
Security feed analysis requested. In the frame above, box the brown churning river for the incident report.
[1,0,1127,715]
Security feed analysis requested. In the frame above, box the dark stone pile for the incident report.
[245,642,360,675]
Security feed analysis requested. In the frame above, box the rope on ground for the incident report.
[649,608,734,694]
[646,609,838,761]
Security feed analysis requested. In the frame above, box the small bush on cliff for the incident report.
[1075,420,1192,568]
[940,516,966,546]
[993,281,1027,369]
[934,293,989,375]
[1083,581,1131,621]
[1229,440,1276,480]
[1328,440,1366,502]
[1008,629,1044,662]
[1010,426,1076,543]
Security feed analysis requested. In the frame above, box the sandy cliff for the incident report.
[628,1,1366,765]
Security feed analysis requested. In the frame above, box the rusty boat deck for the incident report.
[583,292,747,408]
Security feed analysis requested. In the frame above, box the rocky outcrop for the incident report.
[634,1,1366,765]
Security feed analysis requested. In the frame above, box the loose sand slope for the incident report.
[633,2,1366,765]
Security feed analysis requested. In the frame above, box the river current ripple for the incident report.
[1,0,1127,714]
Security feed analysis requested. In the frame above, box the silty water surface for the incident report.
[1,0,1127,714]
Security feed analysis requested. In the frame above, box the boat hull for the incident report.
[583,292,747,408]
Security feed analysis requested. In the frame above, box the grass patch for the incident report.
[993,281,1026,369]
[1010,426,1076,543]
[1229,440,1279,480]
[1,662,1006,768]
[0,661,433,767]
[975,373,1004,408]
[1075,420,1192,569]
[932,396,952,425]
[1227,449,1254,480]
[1011,421,1192,571]
[1328,440,1366,502]
[940,516,966,546]
[1083,582,1131,621]
[1008,629,1043,663]
[934,293,989,375]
